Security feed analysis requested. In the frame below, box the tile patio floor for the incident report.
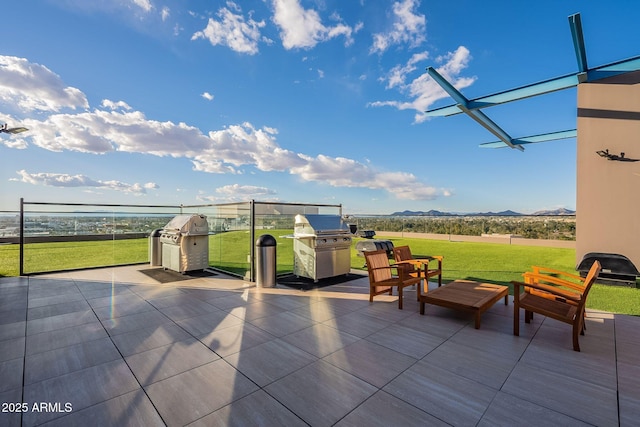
[1,265,639,426]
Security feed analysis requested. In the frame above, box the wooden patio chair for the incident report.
[523,266,591,307]
[512,260,601,351]
[393,245,443,299]
[364,250,422,309]
[522,265,592,328]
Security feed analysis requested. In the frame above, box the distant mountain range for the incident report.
[390,208,575,216]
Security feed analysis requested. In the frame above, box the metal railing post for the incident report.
[250,200,255,282]
[19,198,24,276]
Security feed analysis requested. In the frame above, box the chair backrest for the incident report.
[364,250,392,282]
[393,245,417,274]
[579,260,602,307]
[393,245,413,263]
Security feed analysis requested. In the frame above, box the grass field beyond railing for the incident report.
[0,234,638,315]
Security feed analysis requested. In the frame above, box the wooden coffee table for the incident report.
[419,280,509,329]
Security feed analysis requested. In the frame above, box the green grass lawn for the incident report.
[0,240,149,276]
[1,233,638,315]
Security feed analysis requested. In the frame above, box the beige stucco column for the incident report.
[576,70,640,269]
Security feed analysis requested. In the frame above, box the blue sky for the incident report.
[1,0,639,214]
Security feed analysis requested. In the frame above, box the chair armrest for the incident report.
[512,281,582,302]
[412,256,443,263]
[531,266,584,282]
[393,260,423,267]
[412,257,435,264]
[412,256,443,269]
[369,265,395,273]
[523,272,585,292]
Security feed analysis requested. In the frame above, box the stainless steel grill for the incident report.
[577,252,639,286]
[355,240,394,257]
[292,214,352,281]
[160,214,209,273]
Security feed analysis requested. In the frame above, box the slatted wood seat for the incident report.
[512,260,601,351]
[364,250,422,309]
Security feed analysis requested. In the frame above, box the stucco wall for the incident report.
[576,70,640,269]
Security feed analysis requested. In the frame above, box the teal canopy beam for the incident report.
[479,129,577,148]
[424,73,580,117]
[426,67,524,151]
[569,13,588,74]
[587,55,640,82]
[425,55,640,118]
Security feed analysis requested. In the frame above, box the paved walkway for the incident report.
[1,265,639,426]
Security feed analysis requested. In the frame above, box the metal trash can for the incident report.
[149,229,163,266]
[256,234,277,287]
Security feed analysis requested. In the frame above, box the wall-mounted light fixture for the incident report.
[1,123,29,134]
[596,149,639,162]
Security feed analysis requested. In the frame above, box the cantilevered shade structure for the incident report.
[425,13,640,149]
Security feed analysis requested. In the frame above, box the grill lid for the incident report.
[577,252,639,275]
[162,214,209,235]
[294,214,349,236]
[577,252,639,286]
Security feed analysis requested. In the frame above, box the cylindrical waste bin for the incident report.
[255,234,277,287]
[149,229,163,266]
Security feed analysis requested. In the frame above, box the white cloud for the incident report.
[385,51,429,89]
[272,0,356,49]
[201,92,214,101]
[132,0,153,13]
[21,108,212,155]
[161,6,170,21]
[101,99,132,110]
[370,0,426,54]
[216,184,276,196]
[195,123,305,173]
[288,155,446,201]
[0,55,88,113]
[12,170,158,195]
[191,2,266,55]
[197,184,278,203]
[2,55,450,202]
[369,46,475,123]
[53,0,156,19]
[15,110,447,200]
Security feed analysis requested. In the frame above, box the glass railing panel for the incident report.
[191,202,252,278]
[6,200,343,277]
[20,203,180,274]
